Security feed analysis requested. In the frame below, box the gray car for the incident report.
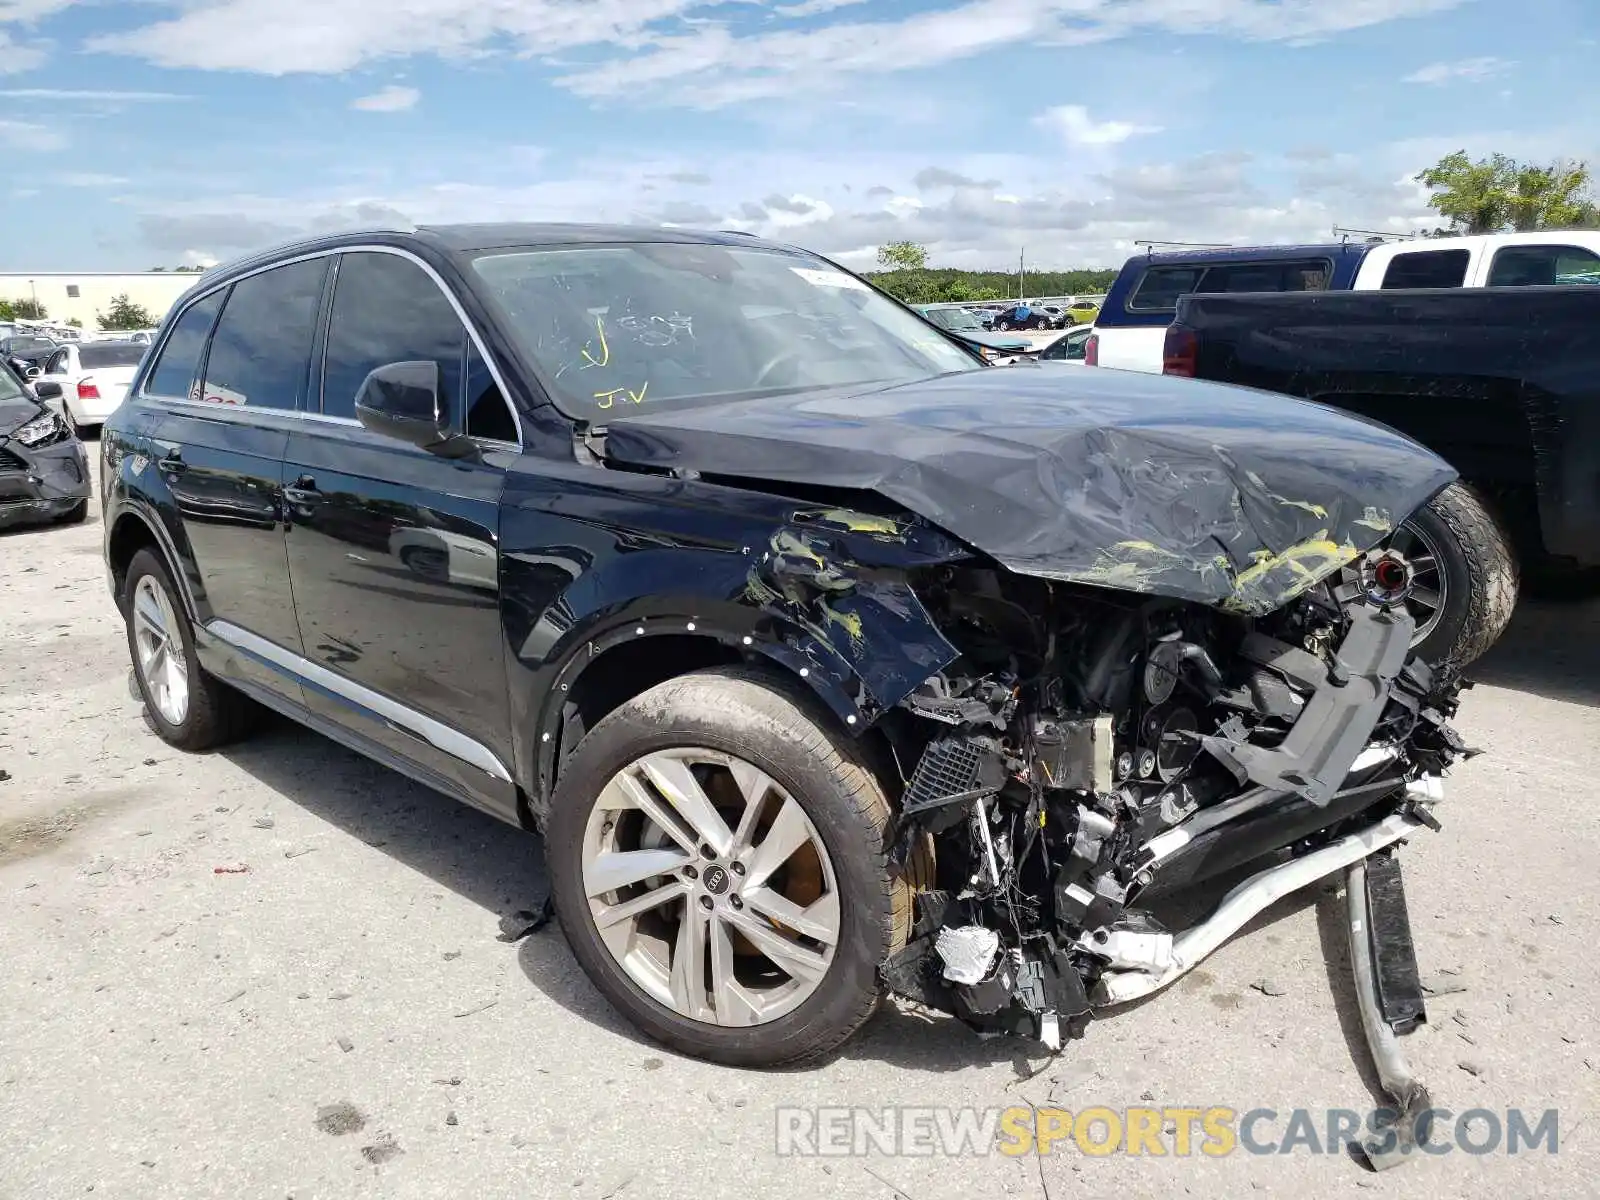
[0,359,91,529]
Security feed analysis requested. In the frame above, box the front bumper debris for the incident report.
[0,434,90,528]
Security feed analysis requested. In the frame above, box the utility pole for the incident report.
[1018,247,1025,301]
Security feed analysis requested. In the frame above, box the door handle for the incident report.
[282,473,322,504]
[155,446,185,474]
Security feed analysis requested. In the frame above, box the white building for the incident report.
[0,272,203,329]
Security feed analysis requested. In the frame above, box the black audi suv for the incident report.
[101,224,1464,1068]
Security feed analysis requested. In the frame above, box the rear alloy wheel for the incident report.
[123,548,257,751]
[547,667,913,1067]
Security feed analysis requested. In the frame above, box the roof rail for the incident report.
[1331,226,1413,245]
[1133,239,1231,256]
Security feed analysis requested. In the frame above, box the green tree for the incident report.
[876,241,929,271]
[1416,151,1600,233]
[98,294,158,331]
[0,297,48,320]
[66,318,83,328]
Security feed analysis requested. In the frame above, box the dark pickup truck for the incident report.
[1163,285,1600,666]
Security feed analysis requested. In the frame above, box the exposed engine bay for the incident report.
[875,563,1469,1050]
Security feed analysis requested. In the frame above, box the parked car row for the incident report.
[2,330,152,437]
[1086,229,1600,373]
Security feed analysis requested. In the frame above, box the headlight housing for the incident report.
[9,409,69,448]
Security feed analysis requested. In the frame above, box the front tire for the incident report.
[123,548,256,751]
[1393,481,1519,667]
[547,666,912,1067]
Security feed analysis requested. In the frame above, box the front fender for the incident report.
[501,492,969,802]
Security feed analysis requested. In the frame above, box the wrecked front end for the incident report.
[606,369,1472,1061]
[745,510,1470,1054]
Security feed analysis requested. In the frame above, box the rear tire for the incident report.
[1402,482,1519,667]
[547,666,912,1067]
[123,548,257,751]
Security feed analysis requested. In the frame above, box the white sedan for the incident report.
[33,341,150,434]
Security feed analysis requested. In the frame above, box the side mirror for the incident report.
[353,360,476,458]
[34,380,62,399]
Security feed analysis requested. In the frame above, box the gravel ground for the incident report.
[2,468,1596,1199]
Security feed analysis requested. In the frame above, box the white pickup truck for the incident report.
[1087,230,1600,373]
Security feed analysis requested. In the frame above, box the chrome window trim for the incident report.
[207,619,513,783]
[139,248,335,404]
[138,243,525,451]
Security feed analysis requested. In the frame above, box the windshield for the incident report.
[924,307,982,332]
[4,337,54,354]
[470,242,979,419]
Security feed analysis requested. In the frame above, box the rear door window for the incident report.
[1380,250,1470,289]
[1487,243,1600,286]
[321,251,465,422]
[146,291,224,399]
[199,258,326,410]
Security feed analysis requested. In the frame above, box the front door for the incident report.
[143,261,327,705]
[282,249,516,812]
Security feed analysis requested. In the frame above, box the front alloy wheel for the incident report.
[548,666,914,1067]
[581,748,841,1027]
[1348,481,1518,667]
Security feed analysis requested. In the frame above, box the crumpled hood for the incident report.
[603,365,1458,615]
[0,394,45,434]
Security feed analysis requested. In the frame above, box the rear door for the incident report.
[146,258,327,705]
[281,248,517,813]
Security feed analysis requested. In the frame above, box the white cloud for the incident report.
[0,29,45,73]
[1034,105,1161,147]
[0,88,190,101]
[83,0,1470,108]
[126,136,1461,273]
[181,249,219,268]
[1403,56,1514,85]
[773,0,867,15]
[351,85,419,112]
[54,172,129,186]
[0,118,63,150]
[0,1,80,18]
[88,0,715,74]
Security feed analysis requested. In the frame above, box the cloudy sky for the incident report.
[0,0,1596,272]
